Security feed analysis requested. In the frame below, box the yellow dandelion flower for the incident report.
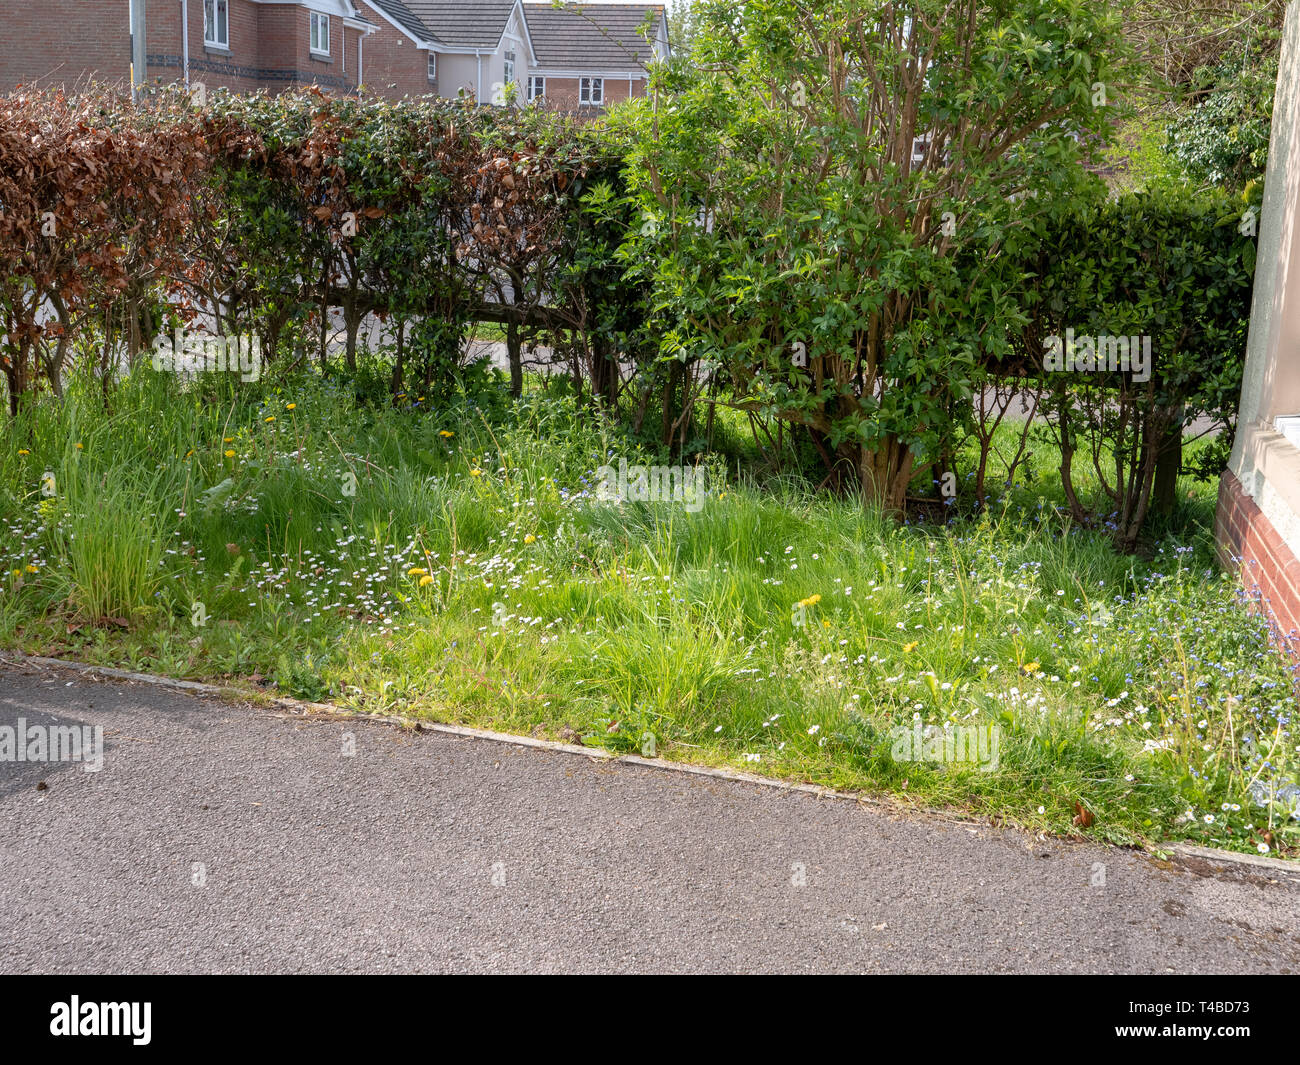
[822,620,831,628]
[25,564,39,573]
[1021,661,1040,675]
[17,449,29,456]
[407,567,428,576]
[903,641,919,653]
[286,403,296,410]
[419,574,434,587]
[224,449,236,458]
[524,534,536,544]
[185,449,195,458]
[74,443,83,450]
[470,468,483,477]
[439,430,454,438]
[223,437,235,443]
[264,416,275,423]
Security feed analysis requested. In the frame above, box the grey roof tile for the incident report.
[407,2,518,48]
[364,0,436,43]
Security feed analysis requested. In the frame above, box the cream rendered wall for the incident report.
[1229,0,1300,562]
[436,53,480,100]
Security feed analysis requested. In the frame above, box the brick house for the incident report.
[360,1,669,107]
[0,0,669,108]
[1217,1,1300,656]
[1,1,377,96]
[521,3,668,110]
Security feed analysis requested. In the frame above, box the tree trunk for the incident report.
[858,434,914,514]
[390,318,406,401]
[1152,405,1184,516]
[591,338,618,408]
[507,317,523,399]
[344,300,362,373]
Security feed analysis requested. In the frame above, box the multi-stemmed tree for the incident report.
[621,0,1125,509]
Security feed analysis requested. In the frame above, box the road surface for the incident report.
[1,661,1296,974]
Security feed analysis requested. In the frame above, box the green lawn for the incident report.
[2,361,1296,859]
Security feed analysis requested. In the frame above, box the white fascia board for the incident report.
[512,0,538,64]
[436,45,499,55]
[528,68,648,78]
[490,1,530,55]
[251,0,353,14]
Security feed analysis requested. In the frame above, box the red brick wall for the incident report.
[1,1,132,90]
[1216,470,1300,656]
[2,1,362,96]
[180,0,270,94]
[534,75,645,111]
[355,9,434,101]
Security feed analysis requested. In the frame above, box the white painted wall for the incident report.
[1229,0,1300,558]
[437,53,479,100]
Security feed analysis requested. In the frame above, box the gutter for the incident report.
[343,18,375,87]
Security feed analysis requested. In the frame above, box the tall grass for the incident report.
[0,364,1295,857]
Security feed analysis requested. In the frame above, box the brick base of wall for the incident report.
[1216,470,1300,655]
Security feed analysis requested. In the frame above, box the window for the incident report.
[527,75,545,102]
[579,77,603,106]
[503,49,515,85]
[310,12,330,56]
[427,51,437,82]
[204,0,228,48]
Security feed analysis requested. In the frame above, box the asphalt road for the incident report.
[1,662,1297,974]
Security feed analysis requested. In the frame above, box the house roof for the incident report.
[406,2,519,49]
[523,4,665,70]
[364,0,435,43]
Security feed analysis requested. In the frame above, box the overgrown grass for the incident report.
[1,363,1297,858]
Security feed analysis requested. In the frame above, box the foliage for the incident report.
[611,0,1127,510]
[0,366,1295,857]
[1002,186,1256,550]
[0,87,209,413]
[1168,45,1279,193]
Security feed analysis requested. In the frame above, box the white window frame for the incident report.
[579,76,603,106]
[427,51,437,82]
[527,75,545,102]
[310,12,330,57]
[204,0,229,48]
[503,48,516,86]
